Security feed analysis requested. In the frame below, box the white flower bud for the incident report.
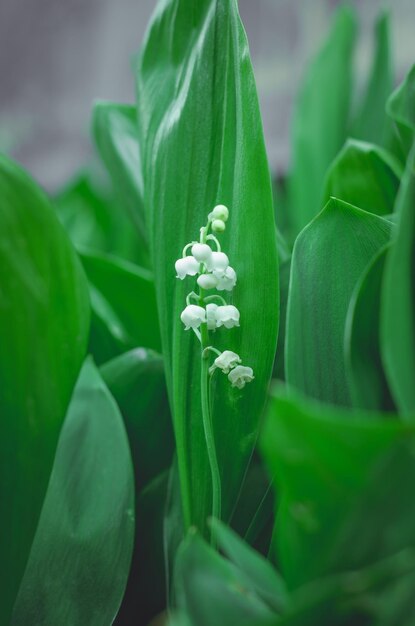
[209,350,241,375]
[209,204,229,222]
[175,256,200,279]
[228,365,254,389]
[206,303,218,330]
[197,274,218,290]
[206,251,229,272]
[214,266,237,291]
[215,305,240,329]
[191,243,212,263]
[180,305,206,330]
[212,219,226,233]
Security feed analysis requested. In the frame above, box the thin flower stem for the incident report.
[203,294,227,306]
[202,346,221,358]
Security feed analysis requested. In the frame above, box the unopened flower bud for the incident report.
[206,303,218,330]
[180,305,206,330]
[175,256,200,279]
[206,251,229,272]
[228,365,254,389]
[212,219,226,233]
[210,204,229,222]
[215,305,240,329]
[191,243,212,263]
[197,274,218,290]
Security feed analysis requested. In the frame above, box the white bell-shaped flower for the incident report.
[214,266,237,291]
[209,204,229,222]
[197,274,218,290]
[175,256,200,279]
[191,243,212,264]
[206,303,218,330]
[209,350,241,375]
[180,305,206,330]
[228,365,254,389]
[215,305,240,329]
[206,251,229,273]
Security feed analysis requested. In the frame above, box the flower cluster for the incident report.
[175,204,254,389]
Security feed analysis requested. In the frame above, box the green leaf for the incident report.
[100,347,173,491]
[174,531,276,626]
[287,7,356,236]
[136,0,278,532]
[285,198,392,407]
[81,250,162,364]
[91,101,150,268]
[0,155,90,624]
[387,64,415,156]
[54,168,142,264]
[322,139,402,217]
[11,358,135,626]
[352,11,394,148]
[345,245,395,411]
[261,385,415,590]
[381,144,415,416]
[210,518,287,614]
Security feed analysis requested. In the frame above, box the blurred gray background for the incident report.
[1,0,414,190]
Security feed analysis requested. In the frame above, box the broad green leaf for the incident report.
[92,101,150,268]
[54,168,142,264]
[387,64,415,156]
[287,7,356,236]
[285,198,392,406]
[352,12,394,148]
[261,386,415,590]
[273,258,290,380]
[12,358,135,626]
[174,531,275,626]
[100,347,173,490]
[345,245,394,411]
[0,155,90,624]
[81,250,162,364]
[210,518,287,614]
[381,144,415,416]
[322,139,402,217]
[136,0,278,533]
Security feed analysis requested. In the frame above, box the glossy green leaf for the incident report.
[81,250,162,363]
[381,144,415,416]
[100,347,173,491]
[345,245,394,411]
[286,198,392,406]
[0,155,90,624]
[322,139,402,217]
[261,385,415,590]
[174,531,275,626]
[136,0,278,532]
[352,12,394,148]
[210,518,287,614]
[387,64,415,156]
[287,7,356,236]
[11,358,134,625]
[54,168,142,264]
[92,101,150,268]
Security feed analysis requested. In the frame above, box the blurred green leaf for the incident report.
[210,518,287,614]
[381,144,415,416]
[352,12,394,148]
[136,0,278,533]
[174,531,276,626]
[261,386,415,590]
[345,245,394,411]
[387,64,415,156]
[11,358,135,625]
[0,155,90,624]
[322,139,402,217]
[100,347,173,491]
[286,198,392,406]
[81,250,162,364]
[92,101,150,268]
[288,7,356,237]
[54,169,142,263]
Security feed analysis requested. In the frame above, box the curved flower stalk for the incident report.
[174,204,254,534]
